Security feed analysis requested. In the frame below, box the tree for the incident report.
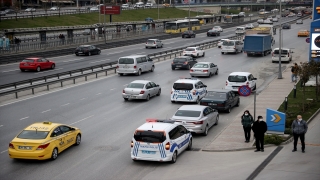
[296,62,310,112]
[308,60,320,101]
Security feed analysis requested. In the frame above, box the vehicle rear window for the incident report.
[206,92,226,99]
[174,110,201,117]
[127,83,145,89]
[236,28,244,30]
[173,83,193,90]
[173,58,187,62]
[17,130,49,139]
[185,48,195,51]
[194,64,208,68]
[222,41,235,46]
[228,75,247,82]
[119,58,134,64]
[22,59,34,62]
[274,50,288,54]
[134,131,166,143]
[77,47,88,50]
[147,40,155,43]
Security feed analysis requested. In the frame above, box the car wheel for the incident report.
[215,116,219,125]
[208,72,212,77]
[98,50,101,55]
[226,106,231,113]
[171,151,177,163]
[119,73,123,76]
[88,52,91,56]
[215,69,219,75]
[51,64,55,69]
[146,95,150,101]
[145,46,148,49]
[202,125,209,136]
[193,35,196,38]
[161,44,163,48]
[51,148,58,160]
[171,100,175,103]
[74,134,81,146]
[136,69,141,76]
[157,89,161,96]
[20,69,25,72]
[221,52,224,54]
[182,35,185,38]
[187,138,192,150]
[202,52,205,57]
[150,66,154,72]
[36,66,41,72]
[236,99,240,107]
[124,98,128,101]
[195,96,200,104]
[171,67,175,70]
[156,45,158,49]
[76,54,79,56]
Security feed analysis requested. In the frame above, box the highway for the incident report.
[0,18,311,179]
[0,16,300,86]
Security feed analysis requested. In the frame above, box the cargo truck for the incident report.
[243,34,272,57]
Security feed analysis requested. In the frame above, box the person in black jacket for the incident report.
[241,110,254,143]
[252,115,267,152]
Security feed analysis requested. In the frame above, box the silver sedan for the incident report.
[190,62,218,77]
[122,80,161,101]
[171,105,219,136]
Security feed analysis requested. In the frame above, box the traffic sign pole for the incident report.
[254,92,256,121]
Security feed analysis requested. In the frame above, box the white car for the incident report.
[245,24,254,29]
[235,27,245,35]
[248,14,253,17]
[271,48,293,63]
[131,119,192,163]
[217,39,229,48]
[272,17,278,22]
[171,105,219,136]
[171,78,207,103]
[121,4,129,9]
[25,8,36,12]
[190,62,218,77]
[288,13,295,17]
[225,72,257,92]
[257,19,264,24]
[297,13,302,17]
[50,6,59,11]
[212,26,223,32]
[145,3,153,7]
[182,47,205,58]
[145,39,163,49]
[90,7,99,11]
[122,80,161,101]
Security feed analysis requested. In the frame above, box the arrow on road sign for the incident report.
[271,114,281,123]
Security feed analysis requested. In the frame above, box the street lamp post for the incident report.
[188,0,190,30]
[158,0,159,20]
[278,0,282,79]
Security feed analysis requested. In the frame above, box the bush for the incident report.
[264,134,284,145]
[284,128,293,135]
[285,118,295,128]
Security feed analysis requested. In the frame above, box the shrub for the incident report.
[264,134,284,145]
[284,128,292,135]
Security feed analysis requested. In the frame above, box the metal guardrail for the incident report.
[0,35,241,99]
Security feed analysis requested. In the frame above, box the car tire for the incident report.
[226,106,231,113]
[74,134,81,146]
[202,125,209,136]
[136,69,141,76]
[187,138,192,150]
[36,66,41,72]
[215,69,219,75]
[195,97,200,104]
[221,52,224,54]
[157,89,161,96]
[215,116,219,125]
[88,52,91,56]
[172,67,175,70]
[202,52,205,57]
[193,35,196,38]
[51,148,58,160]
[98,50,101,55]
[182,35,185,38]
[171,151,177,163]
[236,99,240,107]
[150,66,154,72]
[208,72,212,77]
[20,69,25,72]
[146,95,150,101]
[171,100,175,103]
[51,64,55,69]
[146,46,148,49]
[76,54,79,56]
[161,44,163,48]
[156,45,158,49]
[124,98,128,101]
[119,73,123,76]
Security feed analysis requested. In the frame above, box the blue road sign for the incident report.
[238,85,251,96]
[266,108,286,134]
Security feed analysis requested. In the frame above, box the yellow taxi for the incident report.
[8,121,82,160]
[297,30,310,37]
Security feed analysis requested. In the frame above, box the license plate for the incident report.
[176,65,181,67]
[130,96,136,98]
[208,103,216,105]
[18,146,32,150]
[24,64,28,66]
[124,66,130,68]
[233,87,239,89]
[142,150,156,154]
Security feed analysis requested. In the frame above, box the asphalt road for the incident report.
[0,16,300,86]
[0,19,311,179]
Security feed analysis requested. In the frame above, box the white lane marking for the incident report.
[0,150,8,154]
[2,69,20,73]
[0,63,19,67]
[107,51,123,55]
[61,103,70,106]
[19,117,29,121]
[90,59,110,63]
[96,93,101,95]
[110,88,115,90]
[123,84,128,86]
[0,125,3,128]
[62,58,84,63]
[80,98,86,100]
[41,109,51,113]
[34,68,63,74]
[69,115,94,125]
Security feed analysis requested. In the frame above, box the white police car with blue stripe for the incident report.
[131,119,192,163]
[171,78,207,104]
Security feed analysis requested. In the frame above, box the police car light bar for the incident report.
[146,119,175,123]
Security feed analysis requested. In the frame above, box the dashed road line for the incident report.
[0,125,3,128]
[110,88,115,90]
[41,109,51,113]
[123,84,128,86]
[19,117,29,121]
[69,115,94,125]
[90,59,110,64]
[62,58,84,63]
[80,98,86,100]
[96,93,101,95]
[61,103,70,106]
[0,150,8,154]
[34,68,63,74]
[2,69,20,73]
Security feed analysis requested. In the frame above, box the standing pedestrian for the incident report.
[241,110,254,143]
[291,63,299,83]
[252,115,267,152]
[292,115,308,153]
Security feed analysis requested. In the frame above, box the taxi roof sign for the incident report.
[43,121,52,125]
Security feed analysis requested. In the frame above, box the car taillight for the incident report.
[203,70,208,72]
[140,90,145,94]
[288,53,290,57]
[192,90,196,95]
[165,142,170,150]
[172,62,174,64]
[123,89,125,93]
[272,52,274,56]
[9,143,14,149]
[184,62,188,65]
[37,143,50,150]
[226,81,228,86]
[190,69,194,72]
[193,121,203,124]
[116,65,119,69]
[234,47,236,49]
[200,102,207,105]
[131,141,133,148]
[133,66,137,69]
[154,42,156,44]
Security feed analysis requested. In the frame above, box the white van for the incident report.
[221,40,243,54]
[134,2,144,8]
[117,55,155,76]
[225,72,257,92]
[271,48,293,63]
[235,27,245,35]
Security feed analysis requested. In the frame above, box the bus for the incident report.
[165,19,201,34]
[224,15,244,23]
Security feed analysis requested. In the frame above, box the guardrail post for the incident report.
[85,76,87,81]
[61,81,63,87]
[105,71,108,76]
[30,80,33,85]
[44,77,47,82]
[15,92,18,99]
[73,79,76,84]
[96,73,98,78]
[47,85,49,91]
[32,88,34,94]
[81,70,83,74]
[70,72,72,76]
[57,74,60,79]
[14,84,17,89]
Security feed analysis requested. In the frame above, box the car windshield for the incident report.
[185,48,195,51]
[173,58,187,62]
[17,130,49,139]
[193,64,208,68]
[173,83,193,90]
[206,92,227,99]
[174,110,201,117]
[222,41,235,46]
[274,49,288,54]
[228,75,247,82]
[22,59,34,62]
[134,131,166,143]
[127,83,145,89]
[118,58,134,64]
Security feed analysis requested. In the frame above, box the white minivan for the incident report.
[117,55,155,76]
[134,2,144,8]
[221,40,243,54]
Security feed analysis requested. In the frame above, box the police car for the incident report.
[131,119,192,163]
[171,78,207,104]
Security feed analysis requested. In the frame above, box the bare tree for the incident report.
[308,60,320,101]
[296,62,311,112]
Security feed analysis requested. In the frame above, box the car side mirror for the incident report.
[291,51,294,53]
[148,59,153,62]
[156,84,159,87]
[203,85,207,87]
[71,128,75,131]
[253,78,257,80]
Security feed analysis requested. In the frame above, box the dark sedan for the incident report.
[282,23,291,29]
[75,45,101,56]
[171,56,197,70]
[200,89,240,113]
[182,30,196,38]
[207,30,220,37]
[5,9,16,14]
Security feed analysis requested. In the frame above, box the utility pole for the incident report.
[158,0,159,20]
[188,0,190,30]
[278,0,282,79]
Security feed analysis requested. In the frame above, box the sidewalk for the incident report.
[203,67,295,152]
